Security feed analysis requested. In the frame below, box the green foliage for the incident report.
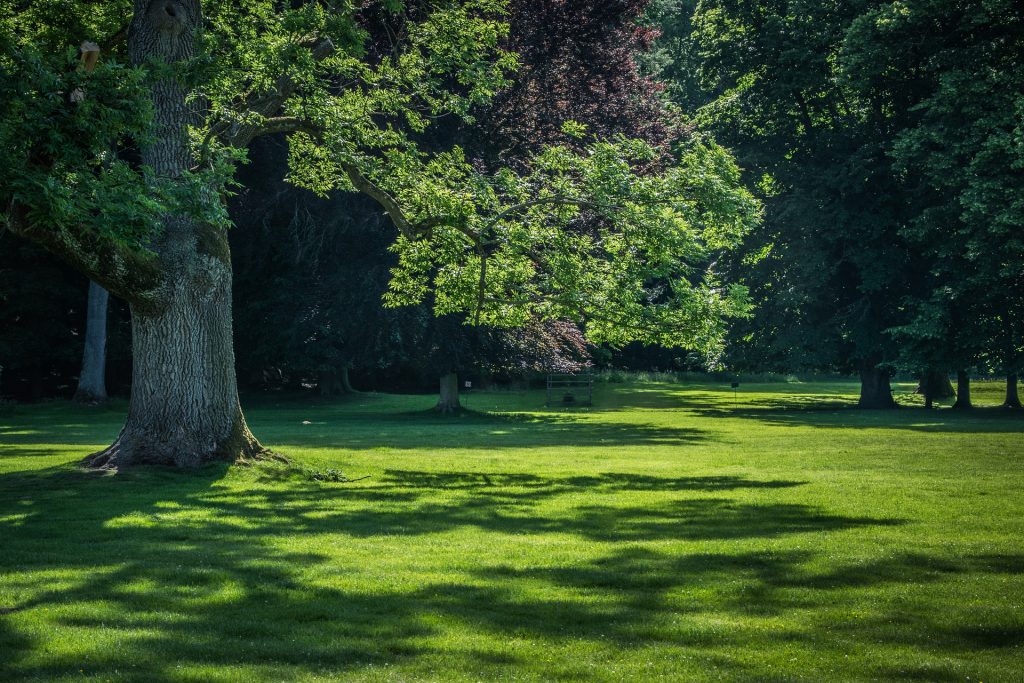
[0,33,162,245]
[4,0,756,356]
[654,0,939,378]
[842,0,1024,375]
[642,0,705,110]
[371,134,759,355]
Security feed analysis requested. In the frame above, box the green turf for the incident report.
[1,380,1022,682]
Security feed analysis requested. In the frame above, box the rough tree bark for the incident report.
[436,372,461,413]
[85,0,262,468]
[1003,374,1021,409]
[858,360,896,409]
[951,369,972,410]
[74,281,109,403]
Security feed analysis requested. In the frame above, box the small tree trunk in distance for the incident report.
[318,367,356,395]
[858,361,896,409]
[340,366,356,394]
[74,281,109,403]
[952,370,973,410]
[1003,374,1021,409]
[917,369,954,409]
[436,372,461,413]
[319,368,338,396]
[936,372,956,399]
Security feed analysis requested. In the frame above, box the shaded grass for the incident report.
[0,380,1022,681]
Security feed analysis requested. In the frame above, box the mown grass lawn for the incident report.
[1,380,1022,682]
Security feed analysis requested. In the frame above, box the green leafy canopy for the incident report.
[2,0,759,356]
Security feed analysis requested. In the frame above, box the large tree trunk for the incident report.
[952,369,972,410]
[1003,374,1021,409]
[73,281,109,403]
[858,360,896,409]
[87,274,260,468]
[85,0,262,468]
[436,372,461,413]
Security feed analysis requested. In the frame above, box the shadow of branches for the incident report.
[0,464,1017,681]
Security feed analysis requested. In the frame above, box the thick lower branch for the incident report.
[4,201,166,313]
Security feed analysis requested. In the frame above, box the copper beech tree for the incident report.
[1,0,759,468]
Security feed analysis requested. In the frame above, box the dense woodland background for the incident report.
[2,0,1021,407]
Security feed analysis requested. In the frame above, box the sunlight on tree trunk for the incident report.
[87,276,260,468]
[85,0,263,468]
[436,372,461,414]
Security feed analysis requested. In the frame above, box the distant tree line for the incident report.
[647,0,1023,408]
[2,0,1020,414]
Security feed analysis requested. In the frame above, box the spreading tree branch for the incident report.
[3,201,166,313]
[209,38,336,149]
[481,196,615,235]
[339,161,421,239]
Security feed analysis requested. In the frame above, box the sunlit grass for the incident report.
[1,380,1022,681]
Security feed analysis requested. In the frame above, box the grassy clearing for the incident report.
[1,380,1022,682]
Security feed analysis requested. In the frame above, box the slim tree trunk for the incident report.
[436,372,461,413]
[1003,374,1021,409]
[85,0,262,468]
[340,366,356,394]
[858,360,896,409]
[74,281,109,403]
[952,370,972,410]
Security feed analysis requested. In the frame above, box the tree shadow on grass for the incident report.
[569,383,1024,434]
[376,469,806,492]
[581,383,861,412]
[0,403,713,456]
[266,409,713,451]
[0,465,1016,681]
[239,469,825,541]
[472,546,1024,666]
[693,403,1024,434]
[595,384,1024,434]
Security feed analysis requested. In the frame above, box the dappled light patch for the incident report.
[1,382,1022,680]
